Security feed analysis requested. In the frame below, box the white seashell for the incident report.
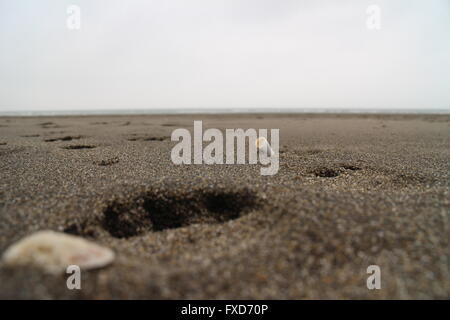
[1,230,114,274]
[255,137,274,156]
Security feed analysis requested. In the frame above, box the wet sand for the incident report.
[0,114,449,299]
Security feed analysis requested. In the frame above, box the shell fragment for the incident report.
[1,230,114,274]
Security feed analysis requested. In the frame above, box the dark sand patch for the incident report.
[44,135,82,142]
[161,123,180,127]
[95,157,119,166]
[91,122,108,125]
[126,134,169,142]
[39,122,63,129]
[21,134,40,137]
[341,164,362,171]
[67,188,259,239]
[62,144,96,150]
[312,167,340,178]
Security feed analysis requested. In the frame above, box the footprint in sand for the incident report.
[95,157,119,166]
[62,144,96,150]
[312,167,340,178]
[64,188,260,239]
[45,135,82,142]
[21,134,40,137]
[126,134,169,142]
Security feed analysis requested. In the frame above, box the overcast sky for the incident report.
[0,0,449,112]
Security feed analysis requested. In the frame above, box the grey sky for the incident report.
[0,0,449,111]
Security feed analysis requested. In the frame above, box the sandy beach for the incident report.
[0,113,448,299]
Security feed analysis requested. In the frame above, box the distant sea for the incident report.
[0,108,449,116]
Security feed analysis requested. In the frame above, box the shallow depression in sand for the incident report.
[65,188,260,239]
[62,144,96,150]
[45,135,82,142]
[101,189,259,238]
[312,167,340,178]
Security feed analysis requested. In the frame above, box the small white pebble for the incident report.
[255,137,274,156]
